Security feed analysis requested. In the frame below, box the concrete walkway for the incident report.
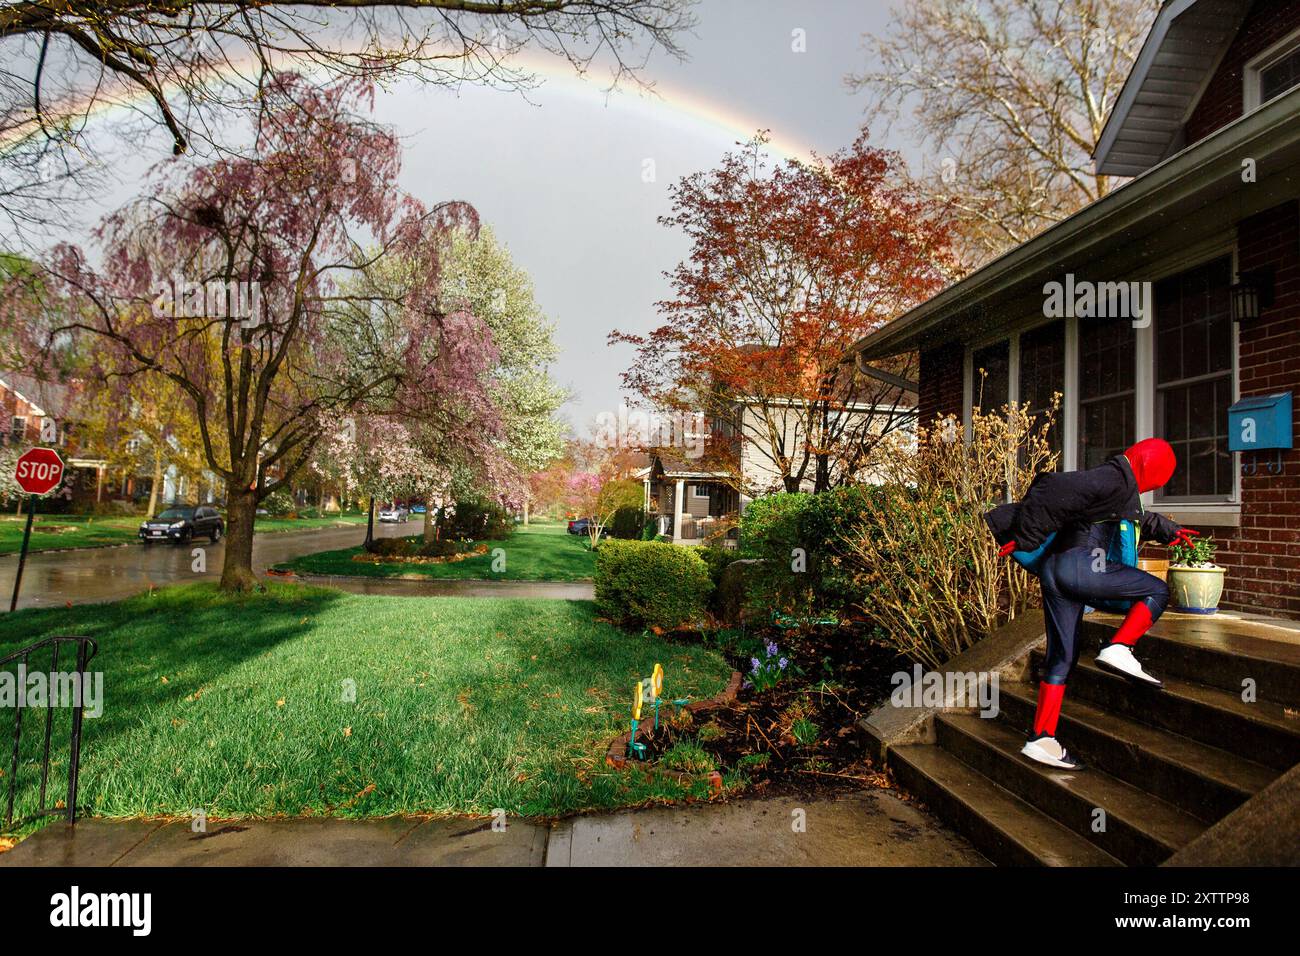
[0,791,986,867]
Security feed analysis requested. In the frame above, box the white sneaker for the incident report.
[1021,736,1085,770]
[1096,643,1163,687]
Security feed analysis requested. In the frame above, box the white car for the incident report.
[377,505,410,523]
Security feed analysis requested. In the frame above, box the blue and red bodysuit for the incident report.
[985,439,1194,742]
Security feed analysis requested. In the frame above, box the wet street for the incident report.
[0,521,408,611]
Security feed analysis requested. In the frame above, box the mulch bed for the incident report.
[611,621,910,799]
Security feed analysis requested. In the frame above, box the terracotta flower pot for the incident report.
[1168,565,1225,614]
[1137,558,1168,582]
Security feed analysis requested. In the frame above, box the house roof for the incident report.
[0,374,76,419]
[847,84,1300,360]
[1094,0,1252,177]
[651,450,730,480]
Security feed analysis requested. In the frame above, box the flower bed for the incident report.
[351,543,489,565]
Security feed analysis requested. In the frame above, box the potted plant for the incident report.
[1168,534,1225,614]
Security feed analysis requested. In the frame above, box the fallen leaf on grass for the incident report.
[276,698,285,708]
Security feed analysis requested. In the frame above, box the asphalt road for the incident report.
[0,521,405,611]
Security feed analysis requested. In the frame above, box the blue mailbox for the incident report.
[1228,392,1292,476]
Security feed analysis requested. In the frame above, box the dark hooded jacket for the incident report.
[984,454,1181,554]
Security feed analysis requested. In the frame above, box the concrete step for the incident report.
[1080,615,1300,707]
[888,742,1121,867]
[935,712,1205,866]
[1030,650,1300,771]
[999,681,1278,823]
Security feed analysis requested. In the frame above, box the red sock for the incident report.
[1110,601,1154,647]
[1031,682,1066,739]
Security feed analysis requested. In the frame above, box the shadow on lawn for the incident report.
[0,583,347,827]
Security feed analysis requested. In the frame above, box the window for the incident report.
[1078,315,1136,469]
[1155,256,1234,500]
[690,484,709,500]
[1246,31,1300,110]
[9,417,24,445]
[1018,322,1064,458]
[1260,44,1300,104]
[971,340,1009,414]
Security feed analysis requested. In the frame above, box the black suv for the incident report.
[139,506,225,545]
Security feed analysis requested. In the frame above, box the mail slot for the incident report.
[1228,392,1293,452]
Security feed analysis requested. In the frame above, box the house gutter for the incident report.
[848,85,1300,361]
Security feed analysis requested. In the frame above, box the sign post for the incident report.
[9,447,65,612]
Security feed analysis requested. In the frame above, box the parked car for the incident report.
[378,505,410,523]
[139,505,224,545]
[568,517,600,536]
[410,504,427,515]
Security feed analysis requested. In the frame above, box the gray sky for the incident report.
[16,0,912,437]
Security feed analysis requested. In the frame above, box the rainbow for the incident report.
[2,43,818,166]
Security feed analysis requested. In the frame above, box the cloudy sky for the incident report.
[16,1,913,436]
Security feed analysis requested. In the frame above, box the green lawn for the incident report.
[0,583,731,826]
[277,520,596,582]
[0,512,367,555]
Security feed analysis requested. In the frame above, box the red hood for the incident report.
[1124,438,1176,493]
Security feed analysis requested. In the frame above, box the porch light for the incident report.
[1230,268,1274,322]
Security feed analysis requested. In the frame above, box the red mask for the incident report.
[1124,438,1176,493]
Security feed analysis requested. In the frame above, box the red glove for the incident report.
[1171,527,1200,549]
[997,540,1017,558]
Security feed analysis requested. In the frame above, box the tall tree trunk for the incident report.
[522,498,530,526]
[423,496,436,543]
[365,496,375,550]
[147,448,164,519]
[220,482,259,591]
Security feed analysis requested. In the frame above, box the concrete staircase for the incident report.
[882,614,1300,866]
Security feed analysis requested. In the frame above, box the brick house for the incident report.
[849,0,1300,617]
[0,375,109,506]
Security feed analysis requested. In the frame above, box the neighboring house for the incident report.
[642,398,912,546]
[848,0,1300,617]
[641,453,741,545]
[0,375,109,505]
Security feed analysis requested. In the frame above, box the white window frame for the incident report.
[1244,26,1300,112]
[689,484,710,500]
[958,246,1241,522]
[1148,248,1241,513]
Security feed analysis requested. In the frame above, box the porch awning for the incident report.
[848,85,1300,361]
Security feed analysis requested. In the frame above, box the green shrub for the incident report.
[262,489,295,516]
[738,492,812,559]
[594,539,714,630]
[609,505,645,540]
[440,498,512,540]
[693,545,735,589]
[367,537,415,557]
[417,538,478,558]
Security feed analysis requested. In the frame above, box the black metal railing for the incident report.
[1,635,98,829]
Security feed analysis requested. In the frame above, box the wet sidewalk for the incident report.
[0,791,986,867]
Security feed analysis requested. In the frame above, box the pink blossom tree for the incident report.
[1,73,499,590]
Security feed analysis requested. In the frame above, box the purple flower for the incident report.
[778,657,788,669]
[750,657,761,672]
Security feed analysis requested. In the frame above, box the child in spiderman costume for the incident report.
[984,438,1199,770]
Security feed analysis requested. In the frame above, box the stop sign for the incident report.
[13,447,65,496]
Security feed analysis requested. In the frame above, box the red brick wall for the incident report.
[918,342,965,426]
[1184,0,1300,144]
[1203,201,1300,616]
[0,383,40,448]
